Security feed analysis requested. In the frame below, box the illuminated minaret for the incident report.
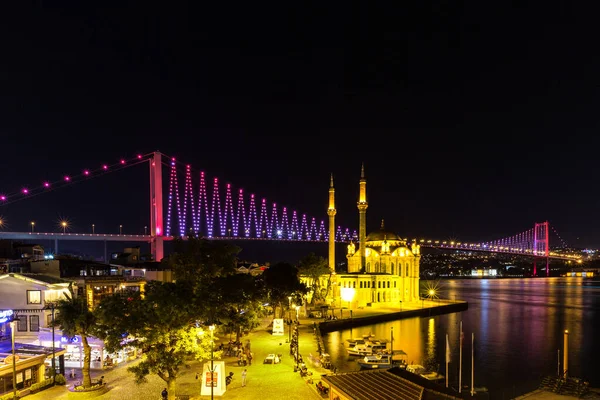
[327,174,336,273]
[357,163,368,269]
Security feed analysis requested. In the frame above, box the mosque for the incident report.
[317,165,421,309]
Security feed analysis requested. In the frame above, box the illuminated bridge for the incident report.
[0,152,581,273]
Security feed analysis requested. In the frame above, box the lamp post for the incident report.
[119,225,123,235]
[10,320,16,399]
[92,224,95,234]
[45,303,56,384]
[61,221,67,233]
[31,221,35,233]
[209,324,215,400]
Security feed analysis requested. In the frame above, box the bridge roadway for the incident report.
[0,231,581,260]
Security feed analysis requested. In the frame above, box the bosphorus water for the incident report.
[322,277,600,399]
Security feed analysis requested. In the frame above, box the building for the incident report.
[307,166,421,309]
[0,273,71,396]
[322,368,470,400]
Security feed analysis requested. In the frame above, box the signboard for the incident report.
[205,371,218,387]
[0,310,14,324]
[272,318,284,335]
[61,336,80,344]
[200,361,226,397]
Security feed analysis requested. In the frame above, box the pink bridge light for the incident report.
[137,154,142,159]
[120,159,126,164]
[103,165,108,170]
[83,170,90,176]
[43,182,50,188]
[64,176,70,181]
[0,195,6,201]
[22,188,28,194]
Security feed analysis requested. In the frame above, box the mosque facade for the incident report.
[322,165,421,309]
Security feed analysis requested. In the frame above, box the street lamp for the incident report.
[144,226,148,235]
[10,320,17,399]
[92,224,95,234]
[119,225,123,235]
[31,221,35,232]
[209,324,215,400]
[61,221,67,233]
[45,302,56,384]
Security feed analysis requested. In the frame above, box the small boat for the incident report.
[347,341,388,356]
[357,350,408,370]
[345,334,377,347]
[406,364,444,382]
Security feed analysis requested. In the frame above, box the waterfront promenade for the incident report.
[22,299,462,400]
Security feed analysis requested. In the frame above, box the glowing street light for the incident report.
[10,320,17,399]
[61,221,68,233]
[31,221,35,232]
[119,225,123,235]
[209,324,216,400]
[0,218,4,228]
[92,224,95,234]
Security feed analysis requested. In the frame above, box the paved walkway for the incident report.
[23,315,331,400]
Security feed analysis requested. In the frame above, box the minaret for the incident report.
[357,163,368,270]
[327,173,336,273]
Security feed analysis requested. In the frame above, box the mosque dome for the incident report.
[366,220,401,242]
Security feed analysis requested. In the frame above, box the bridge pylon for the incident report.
[150,151,164,262]
[533,221,549,277]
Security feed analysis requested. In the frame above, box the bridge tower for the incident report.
[357,163,368,270]
[533,221,549,276]
[149,151,164,262]
[327,174,336,273]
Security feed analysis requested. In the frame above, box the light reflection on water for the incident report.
[321,277,600,399]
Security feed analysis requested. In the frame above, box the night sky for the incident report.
[1,3,599,261]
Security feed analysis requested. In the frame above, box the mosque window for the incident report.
[353,282,356,288]
[387,281,390,288]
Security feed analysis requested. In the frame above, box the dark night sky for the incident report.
[1,2,599,260]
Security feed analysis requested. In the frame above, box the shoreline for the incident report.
[317,300,469,334]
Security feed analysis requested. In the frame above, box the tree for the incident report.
[297,253,330,305]
[210,274,262,341]
[52,288,97,388]
[262,262,307,317]
[165,236,241,284]
[95,281,219,400]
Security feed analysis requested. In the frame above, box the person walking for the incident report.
[161,387,168,399]
[241,369,247,387]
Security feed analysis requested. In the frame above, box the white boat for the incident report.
[406,364,444,382]
[347,341,388,356]
[345,334,377,347]
[357,350,408,370]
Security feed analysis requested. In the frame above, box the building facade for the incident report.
[312,166,421,309]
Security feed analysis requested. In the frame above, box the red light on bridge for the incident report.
[22,188,28,194]
[0,195,6,201]
[64,176,70,181]
[120,159,126,164]
[83,170,90,176]
[103,165,108,170]
[137,154,143,159]
[43,182,50,188]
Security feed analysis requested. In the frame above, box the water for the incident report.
[322,277,600,399]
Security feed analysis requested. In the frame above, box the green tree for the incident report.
[211,274,262,341]
[262,262,307,317]
[95,281,219,400]
[297,253,330,305]
[52,289,97,388]
[165,236,241,284]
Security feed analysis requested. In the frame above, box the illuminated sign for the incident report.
[0,310,14,324]
[60,336,80,344]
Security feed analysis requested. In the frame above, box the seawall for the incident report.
[318,301,469,334]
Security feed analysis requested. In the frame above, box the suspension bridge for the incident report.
[0,152,581,273]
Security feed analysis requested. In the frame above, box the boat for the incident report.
[406,364,444,382]
[357,350,408,370]
[345,334,377,347]
[347,340,388,356]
